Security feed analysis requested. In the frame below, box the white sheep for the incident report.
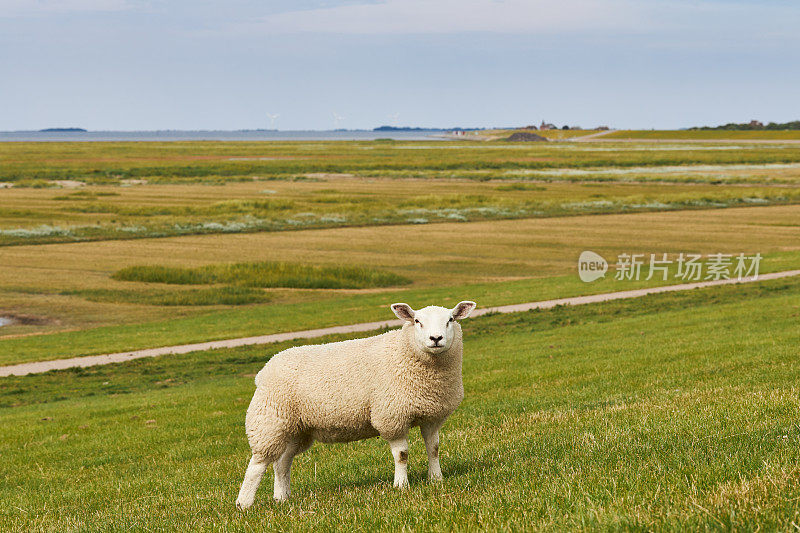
[235,300,477,508]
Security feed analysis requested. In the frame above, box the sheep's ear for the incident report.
[451,301,477,320]
[391,303,415,322]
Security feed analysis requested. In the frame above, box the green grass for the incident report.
[53,191,120,200]
[62,286,273,306]
[1,276,792,407]
[2,278,799,530]
[111,261,411,290]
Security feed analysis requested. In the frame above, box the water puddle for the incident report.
[0,314,54,328]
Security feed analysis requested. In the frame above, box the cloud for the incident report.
[0,0,137,17]
[246,0,648,34]
[232,0,800,38]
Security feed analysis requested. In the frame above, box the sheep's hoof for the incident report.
[428,473,443,483]
[235,499,251,511]
[393,478,410,490]
[273,493,290,503]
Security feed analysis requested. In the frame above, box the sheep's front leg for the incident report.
[387,435,409,489]
[236,455,269,510]
[420,420,444,482]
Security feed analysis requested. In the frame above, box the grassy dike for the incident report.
[1,277,799,530]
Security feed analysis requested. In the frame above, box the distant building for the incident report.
[597,126,610,131]
[540,121,556,130]
[749,120,764,128]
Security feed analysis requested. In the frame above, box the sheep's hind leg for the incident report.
[420,420,444,482]
[386,434,410,489]
[236,454,270,510]
[273,435,313,502]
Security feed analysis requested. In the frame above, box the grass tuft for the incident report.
[63,286,272,306]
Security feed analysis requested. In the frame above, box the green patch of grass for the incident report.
[112,261,412,290]
[53,191,120,201]
[494,183,547,191]
[397,193,492,209]
[61,198,296,216]
[63,286,272,306]
[208,198,296,213]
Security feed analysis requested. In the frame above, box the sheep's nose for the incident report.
[430,335,443,344]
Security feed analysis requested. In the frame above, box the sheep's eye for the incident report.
[414,319,420,325]
[449,317,454,323]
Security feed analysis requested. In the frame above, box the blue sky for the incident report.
[1,0,798,131]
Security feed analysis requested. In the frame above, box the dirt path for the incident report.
[2,270,798,377]
[569,129,619,142]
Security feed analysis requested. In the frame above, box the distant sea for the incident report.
[0,130,448,142]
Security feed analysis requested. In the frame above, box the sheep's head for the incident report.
[391,301,477,354]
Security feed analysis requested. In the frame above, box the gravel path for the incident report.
[2,270,798,377]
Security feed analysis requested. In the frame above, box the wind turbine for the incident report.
[267,113,280,130]
[332,112,345,129]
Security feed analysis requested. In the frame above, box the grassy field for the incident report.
[2,277,799,530]
[1,140,799,355]
[3,140,800,186]
[2,176,800,245]
[605,130,800,141]
[1,204,799,364]
[2,137,800,530]
[3,140,800,247]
